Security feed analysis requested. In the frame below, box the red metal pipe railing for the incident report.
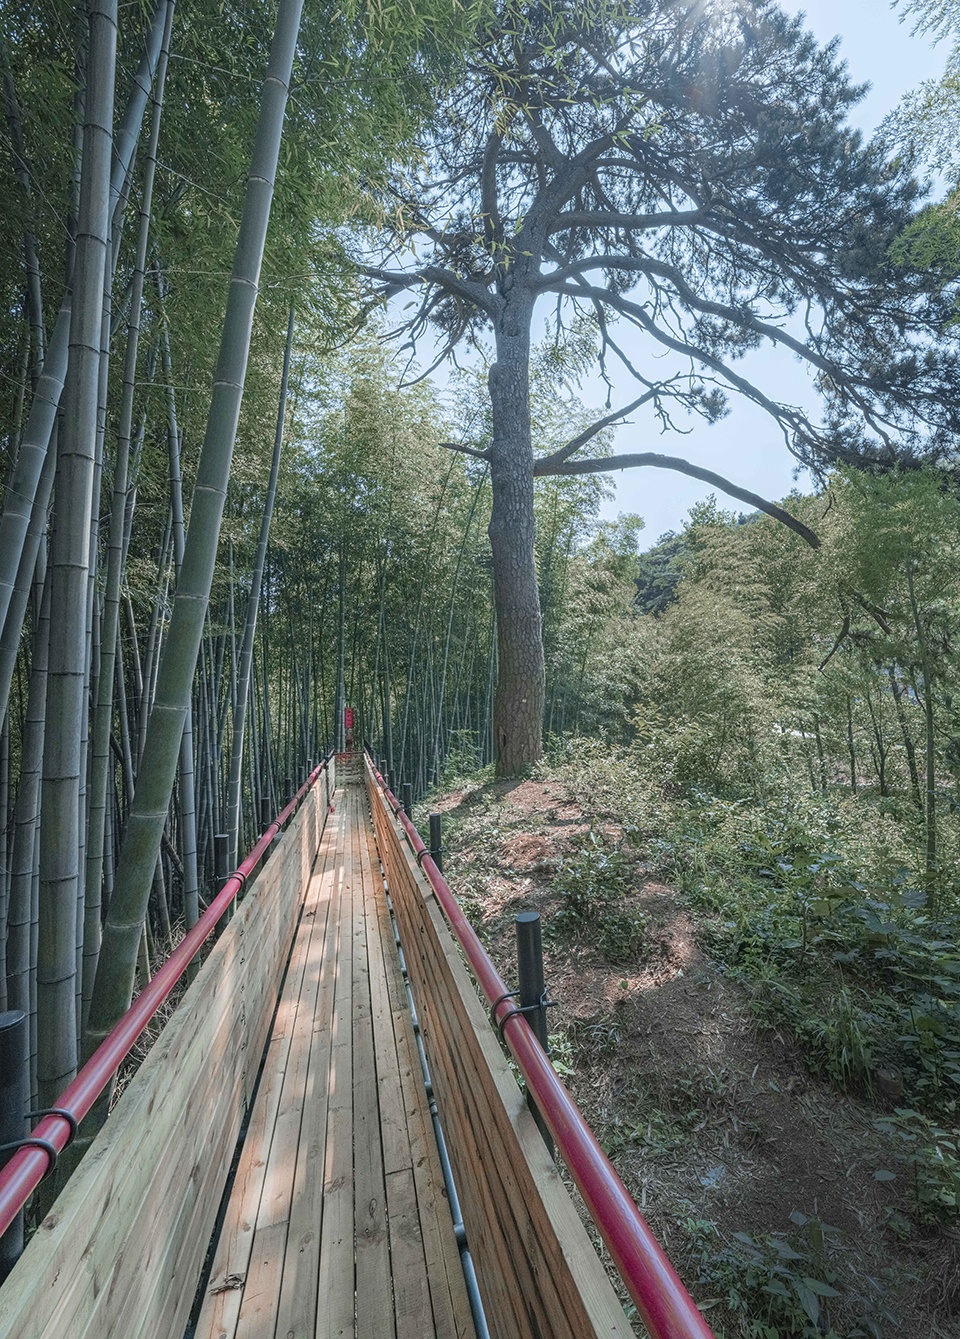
[0,758,331,1243]
[367,756,714,1339]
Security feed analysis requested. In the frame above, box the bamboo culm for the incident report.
[226,303,294,868]
[84,0,306,1092]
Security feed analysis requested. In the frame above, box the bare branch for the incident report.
[533,450,821,549]
[819,614,852,671]
[360,263,496,314]
[549,208,705,233]
[853,593,893,636]
[534,390,660,472]
[480,125,504,249]
[439,440,491,461]
[555,278,817,446]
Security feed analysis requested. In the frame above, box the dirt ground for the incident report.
[429,775,960,1338]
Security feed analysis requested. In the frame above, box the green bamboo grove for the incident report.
[0,0,501,1122]
[0,0,632,1124]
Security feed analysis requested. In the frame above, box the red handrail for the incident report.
[0,759,331,1243]
[367,756,714,1339]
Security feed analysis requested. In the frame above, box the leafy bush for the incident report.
[689,1212,894,1339]
[550,830,647,963]
[873,1108,960,1224]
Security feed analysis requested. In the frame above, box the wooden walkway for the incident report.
[194,774,476,1339]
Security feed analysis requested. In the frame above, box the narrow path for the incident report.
[193,778,475,1339]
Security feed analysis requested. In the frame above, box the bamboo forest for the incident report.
[5,1,960,1336]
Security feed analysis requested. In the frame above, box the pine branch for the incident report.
[533,449,821,548]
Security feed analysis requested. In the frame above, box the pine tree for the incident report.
[360,0,960,772]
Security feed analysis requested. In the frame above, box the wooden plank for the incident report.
[362,819,410,1180]
[386,1166,433,1339]
[194,799,344,1339]
[367,809,475,1339]
[391,1006,473,1339]
[272,794,345,1339]
[0,786,328,1339]
[315,787,358,1339]
[96,1065,246,1339]
[351,787,395,1339]
[367,797,528,1339]
[232,813,337,1339]
[0,907,252,1339]
[117,806,328,1339]
[427,879,631,1338]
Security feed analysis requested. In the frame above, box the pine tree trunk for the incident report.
[888,667,922,807]
[906,564,938,901]
[488,300,543,775]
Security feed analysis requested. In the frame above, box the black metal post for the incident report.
[283,776,293,802]
[402,782,413,819]
[214,832,229,890]
[0,1009,27,1282]
[515,912,553,1156]
[214,831,233,926]
[429,813,443,874]
[260,794,273,830]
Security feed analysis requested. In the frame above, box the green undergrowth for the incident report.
[546,739,960,1232]
[422,738,960,1330]
[548,830,648,963]
[684,1212,898,1339]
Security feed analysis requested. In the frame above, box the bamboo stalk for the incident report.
[84,0,306,1080]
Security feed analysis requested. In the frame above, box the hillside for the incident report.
[424,754,960,1338]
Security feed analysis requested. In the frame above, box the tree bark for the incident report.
[906,563,938,902]
[487,294,543,775]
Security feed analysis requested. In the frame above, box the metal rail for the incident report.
[367,756,715,1339]
[0,758,332,1244]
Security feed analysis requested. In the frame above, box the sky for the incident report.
[583,1,949,546]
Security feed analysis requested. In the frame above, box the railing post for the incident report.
[515,912,553,1156]
[214,832,230,895]
[0,1009,27,1282]
[402,782,413,819]
[429,812,443,874]
[210,830,228,926]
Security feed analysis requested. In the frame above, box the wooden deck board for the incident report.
[195,801,344,1339]
[194,776,474,1339]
